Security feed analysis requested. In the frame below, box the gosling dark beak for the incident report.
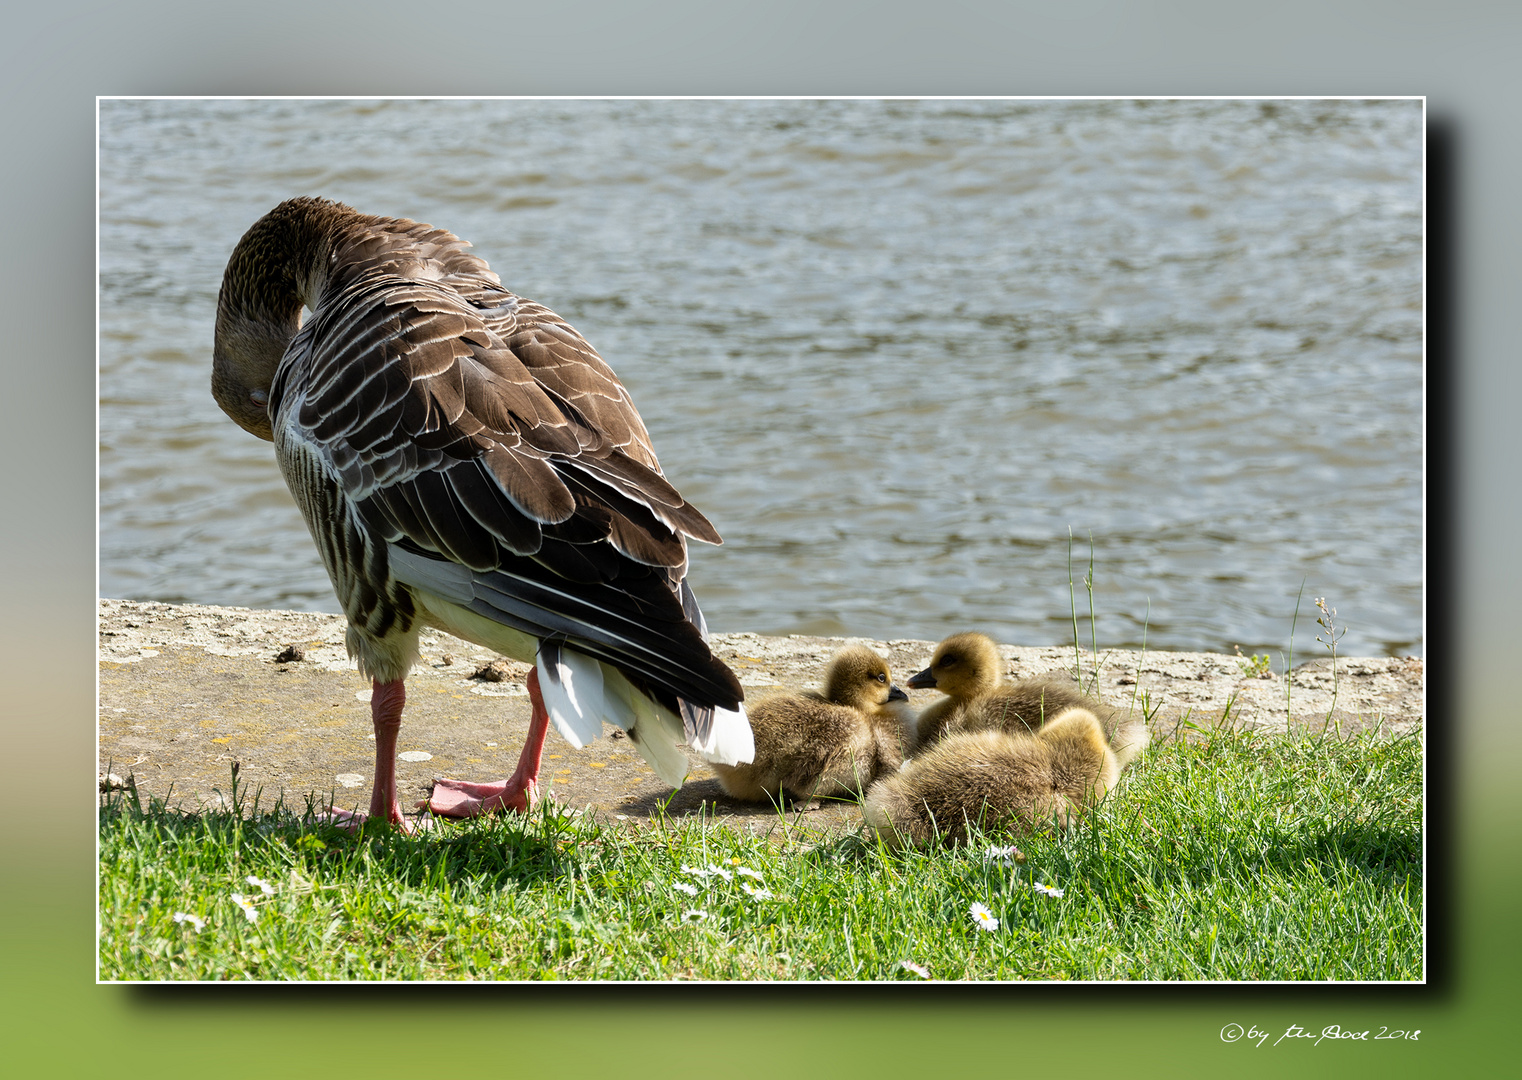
[906,667,936,690]
[887,684,909,703]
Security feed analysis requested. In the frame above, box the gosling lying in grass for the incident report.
[906,631,1149,768]
[862,706,1120,848]
[711,646,912,805]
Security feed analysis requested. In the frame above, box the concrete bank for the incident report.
[98,599,1424,834]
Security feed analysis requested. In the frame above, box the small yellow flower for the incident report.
[969,902,999,931]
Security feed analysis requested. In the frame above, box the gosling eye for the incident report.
[874,672,887,683]
[250,388,269,408]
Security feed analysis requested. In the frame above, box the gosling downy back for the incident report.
[712,646,908,804]
[862,706,1120,848]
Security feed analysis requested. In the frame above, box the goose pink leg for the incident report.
[426,668,548,817]
[366,677,415,826]
[323,677,417,832]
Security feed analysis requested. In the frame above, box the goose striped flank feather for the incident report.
[211,197,751,828]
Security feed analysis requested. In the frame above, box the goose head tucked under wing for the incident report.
[211,196,751,828]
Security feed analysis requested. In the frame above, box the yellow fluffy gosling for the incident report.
[862,706,1120,848]
[906,631,1149,768]
[711,646,911,805]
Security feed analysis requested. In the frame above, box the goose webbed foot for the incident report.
[426,668,550,818]
[426,775,541,817]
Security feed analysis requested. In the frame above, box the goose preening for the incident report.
[710,646,912,805]
[211,197,751,829]
[906,632,1149,768]
[863,706,1120,848]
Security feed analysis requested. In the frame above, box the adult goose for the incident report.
[211,197,751,829]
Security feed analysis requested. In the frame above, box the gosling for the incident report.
[862,706,1120,848]
[710,646,912,805]
[907,631,1149,768]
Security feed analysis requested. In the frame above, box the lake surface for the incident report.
[98,98,1423,661]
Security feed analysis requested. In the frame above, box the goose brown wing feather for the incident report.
[458,558,738,706]
[275,250,738,709]
[289,277,715,560]
[493,299,663,471]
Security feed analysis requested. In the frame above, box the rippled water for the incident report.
[99,98,1423,659]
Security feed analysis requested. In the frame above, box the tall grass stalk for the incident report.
[1282,578,1307,728]
[1314,596,1348,736]
[1068,530,1104,694]
[1127,598,1151,720]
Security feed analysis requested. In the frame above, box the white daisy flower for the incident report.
[1033,882,1065,898]
[740,883,774,901]
[969,902,1000,932]
[229,892,259,923]
[679,909,709,924]
[982,844,1025,867]
[673,881,699,896]
[736,867,765,881]
[172,912,205,933]
[897,960,931,979]
[245,875,275,896]
[704,863,733,881]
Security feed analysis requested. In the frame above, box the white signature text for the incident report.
[1219,1023,1421,1047]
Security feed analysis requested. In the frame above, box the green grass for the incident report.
[98,717,1422,981]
